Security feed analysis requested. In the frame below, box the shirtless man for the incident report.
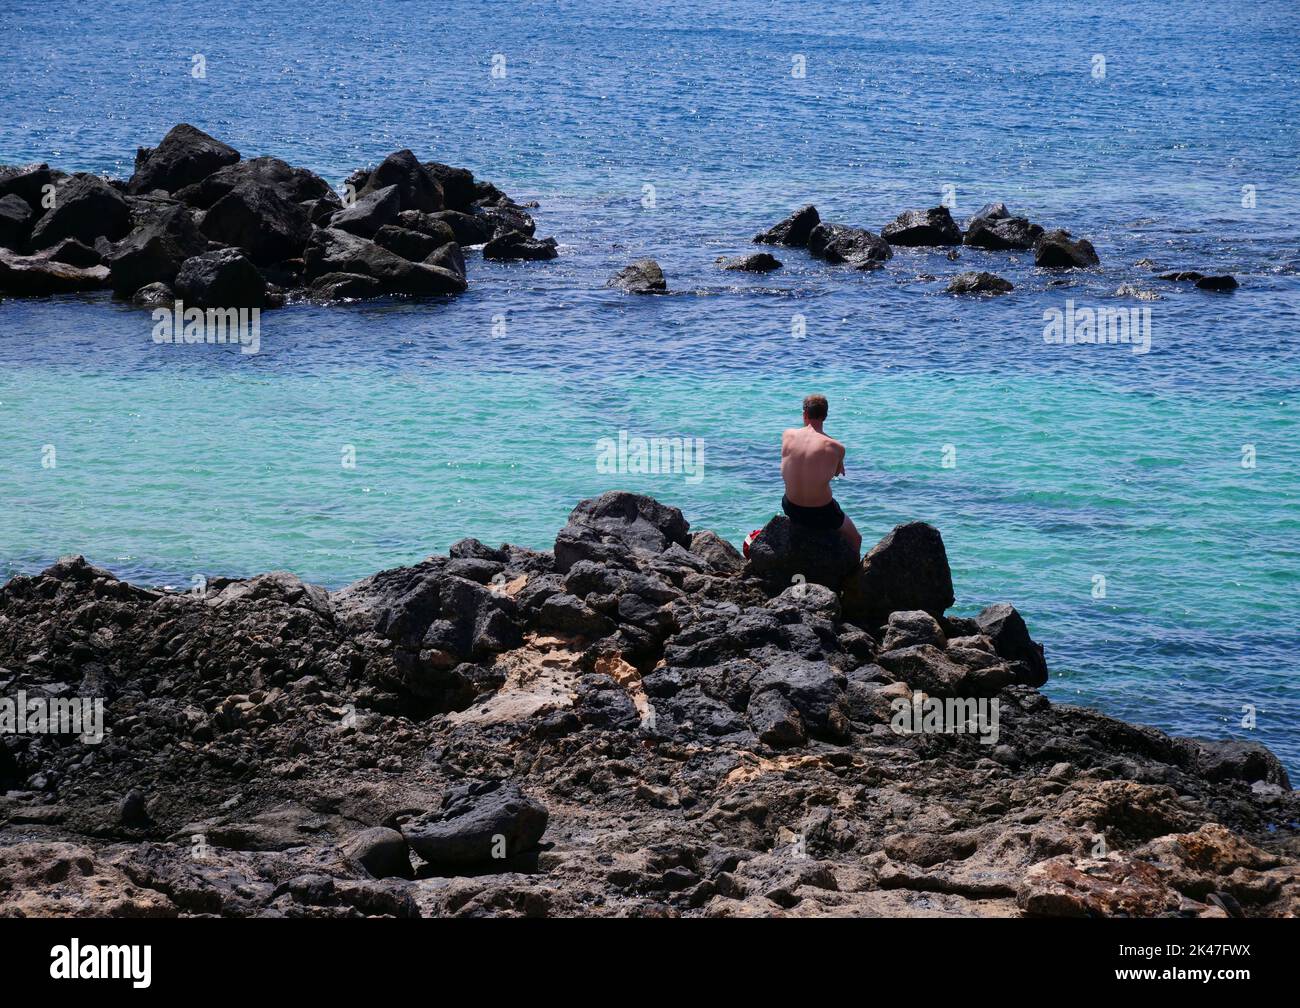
[780,394,862,558]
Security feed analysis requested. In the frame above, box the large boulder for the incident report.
[880,206,961,246]
[0,249,109,295]
[330,185,402,239]
[307,272,384,301]
[175,155,336,209]
[357,149,443,213]
[199,182,312,264]
[339,827,412,880]
[28,174,131,250]
[400,780,548,867]
[303,227,467,296]
[173,248,269,308]
[1034,229,1100,268]
[482,230,557,261]
[477,204,535,238]
[423,162,477,212]
[744,514,858,592]
[607,259,666,293]
[754,204,820,247]
[429,210,494,246]
[1181,739,1291,789]
[372,224,442,263]
[0,193,33,249]
[964,214,1043,251]
[0,162,63,209]
[807,223,893,266]
[127,124,240,195]
[842,522,955,630]
[424,242,465,278]
[558,491,690,560]
[975,603,1048,687]
[104,204,209,294]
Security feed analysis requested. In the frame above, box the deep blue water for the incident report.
[1,0,1298,771]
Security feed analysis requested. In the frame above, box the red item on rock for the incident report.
[742,528,764,559]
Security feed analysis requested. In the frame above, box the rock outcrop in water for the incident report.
[1,491,1295,918]
[0,124,556,305]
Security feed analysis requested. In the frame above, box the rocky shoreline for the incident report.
[0,124,555,306]
[0,492,1295,918]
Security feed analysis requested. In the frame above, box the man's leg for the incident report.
[840,514,862,561]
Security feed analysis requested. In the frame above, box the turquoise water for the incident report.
[2,0,1298,769]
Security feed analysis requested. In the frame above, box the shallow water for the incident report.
[2,0,1298,770]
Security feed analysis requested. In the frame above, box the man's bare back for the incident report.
[779,395,862,558]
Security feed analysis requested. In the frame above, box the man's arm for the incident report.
[835,442,846,477]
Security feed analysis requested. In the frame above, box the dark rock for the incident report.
[29,174,131,250]
[877,643,1012,697]
[483,230,558,261]
[880,206,961,246]
[964,215,1044,251]
[0,162,63,210]
[104,204,209,294]
[1184,740,1290,789]
[330,185,402,239]
[608,258,666,293]
[119,789,151,829]
[401,780,548,867]
[424,242,465,278]
[1156,270,1205,282]
[477,204,535,238]
[340,827,413,880]
[200,182,312,264]
[423,162,477,212]
[307,272,384,301]
[1195,275,1238,291]
[537,593,616,638]
[372,224,442,262]
[748,689,806,747]
[807,223,893,266]
[842,522,954,629]
[41,238,102,267]
[358,150,443,213]
[967,202,1010,228]
[947,271,1013,294]
[0,249,110,295]
[881,610,947,651]
[173,248,269,308]
[0,193,33,249]
[689,531,744,574]
[562,491,690,555]
[394,210,456,246]
[127,124,241,195]
[303,228,467,296]
[717,252,782,272]
[131,282,173,308]
[175,156,335,209]
[429,210,494,246]
[1034,229,1100,268]
[744,514,857,592]
[975,603,1048,687]
[754,204,820,247]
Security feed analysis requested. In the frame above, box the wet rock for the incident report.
[483,230,558,261]
[0,249,109,295]
[0,193,33,249]
[330,184,402,239]
[718,251,782,272]
[303,227,467,296]
[104,203,209,294]
[429,210,494,246]
[1034,229,1100,268]
[394,210,456,246]
[175,155,336,209]
[401,780,548,867]
[131,281,174,307]
[200,182,312,264]
[964,209,1043,250]
[1195,274,1238,291]
[127,124,240,195]
[372,224,443,262]
[174,248,269,308]
[754,204,821,247]
[356,149,443,213]
[807,222,892,266]
[307,272,384,301]
[29,174,131,250]
[424,242,466,278]
[1184,739,1291,789]
[880,206,961,246]
[947,271,1013,294]
[608,258,667,293]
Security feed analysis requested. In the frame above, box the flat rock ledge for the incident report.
[0,490,1294,918]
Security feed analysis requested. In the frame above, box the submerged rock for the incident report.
[880,206,961,246]
[717,251,782,272]
[808,223,892,267]
[947,271,1013,294]
[753,204,820,247]
[608,258,667,293]
[1034,229,1100,268]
